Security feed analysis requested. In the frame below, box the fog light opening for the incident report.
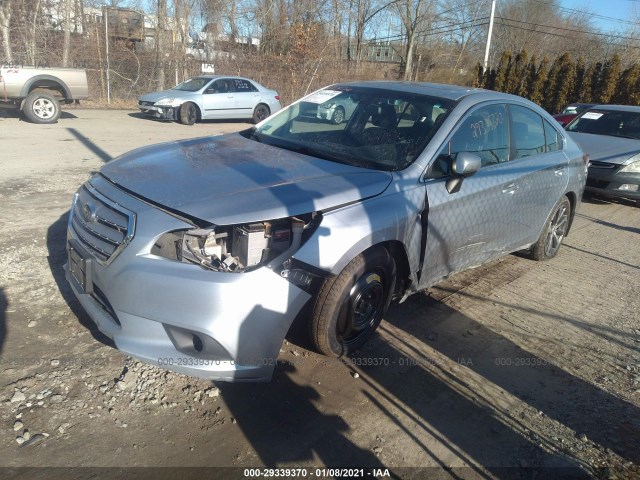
[618,184,639,192]
[192,334,204,353]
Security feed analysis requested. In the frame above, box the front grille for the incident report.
[139,101,154,107]
[588,161,618,170]
[69,182,135,264]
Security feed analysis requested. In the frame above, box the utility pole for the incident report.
[483,0,496,72]
[104,8,111,104]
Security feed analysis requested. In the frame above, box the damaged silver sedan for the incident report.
[65,82,587,381]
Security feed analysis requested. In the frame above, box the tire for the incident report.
[530,196,571,261]
[310,247,396,357]
[179,102,197,125]
[22,91,61,124]
[331,106,345,125]
[252,104,270,124]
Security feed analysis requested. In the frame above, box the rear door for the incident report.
[230,78,260,118]
[506,104,570,245]
[420,102,523,287]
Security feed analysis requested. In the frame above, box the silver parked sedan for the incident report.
[66,82,587,381]
[137,75,282,125]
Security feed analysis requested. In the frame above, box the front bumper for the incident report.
[586,165,640,200]
[138,104,178,121]
[64,176,311,381]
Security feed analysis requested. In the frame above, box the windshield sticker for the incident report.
[303,90,342,104]
[582,112,604,120]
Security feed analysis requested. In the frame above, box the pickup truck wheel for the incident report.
[530,196,571,261]
[23,91,61,124]
[310,247,396,357]
[179,102,197,125]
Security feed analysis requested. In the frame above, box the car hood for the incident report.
[138,89,198,102]
[568,132,640,165]
[100,133,393,225]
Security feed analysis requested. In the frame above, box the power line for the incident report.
[494,20,640,51]
[496,15,640,43]
[531,0,638,28]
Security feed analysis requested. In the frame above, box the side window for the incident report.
[510,105,546,159]
[544,120,562,152]
[209,79,230,94]
[431,104,509,177]
[232,79,258,92]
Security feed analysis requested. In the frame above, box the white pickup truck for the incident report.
[0,65,89,124]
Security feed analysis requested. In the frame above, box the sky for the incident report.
[561,0,639,33]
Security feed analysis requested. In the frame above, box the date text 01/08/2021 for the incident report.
[243,468,391,477]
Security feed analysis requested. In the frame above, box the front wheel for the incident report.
[179,102,197,125]
[530,196,571,261]
[310,247,396,357]
[252,104,270,124]
[331,106,345,125]
[23,91,61,124]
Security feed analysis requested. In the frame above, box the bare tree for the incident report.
[395,0,434,80]
[0,0,13,63]
[62,0,71,66]
[155,0,167,89]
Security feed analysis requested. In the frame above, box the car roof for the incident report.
[587,104,640,113]
[192,75,254,81]
[330,81,514,102]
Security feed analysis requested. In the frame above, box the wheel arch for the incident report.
[564,191,577,236]
[187,101,202,120]
[20,75,71,101]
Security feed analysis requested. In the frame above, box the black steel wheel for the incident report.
[310,247,396,357]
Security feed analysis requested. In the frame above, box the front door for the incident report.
[201,78,236,119]
[420,103,522,287]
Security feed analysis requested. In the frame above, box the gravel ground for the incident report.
[0,109,639,479]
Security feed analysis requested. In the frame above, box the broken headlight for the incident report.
[151,213,321,277]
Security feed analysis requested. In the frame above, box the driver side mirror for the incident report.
[446,152,481,194]
[204,88,215,94]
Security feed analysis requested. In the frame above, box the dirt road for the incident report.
[0,110,639,478]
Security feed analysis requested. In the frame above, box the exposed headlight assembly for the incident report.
[152,213,322,279]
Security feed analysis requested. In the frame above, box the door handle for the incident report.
[502,183,518,194]
[227,94,234,98]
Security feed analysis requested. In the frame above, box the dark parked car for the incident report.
[553,103,597,127]
[566,105,640,202]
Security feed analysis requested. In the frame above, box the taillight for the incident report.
[275,95,280,100]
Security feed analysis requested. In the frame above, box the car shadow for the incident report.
[127,112,253,125]
[354,289,640,470]
[219,362,392,472]
[582,192,638,208]
[46,211,115,348]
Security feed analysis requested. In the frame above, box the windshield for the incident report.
[172,77,212,92]
[567,109,640,139]
[246,86,455,171]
